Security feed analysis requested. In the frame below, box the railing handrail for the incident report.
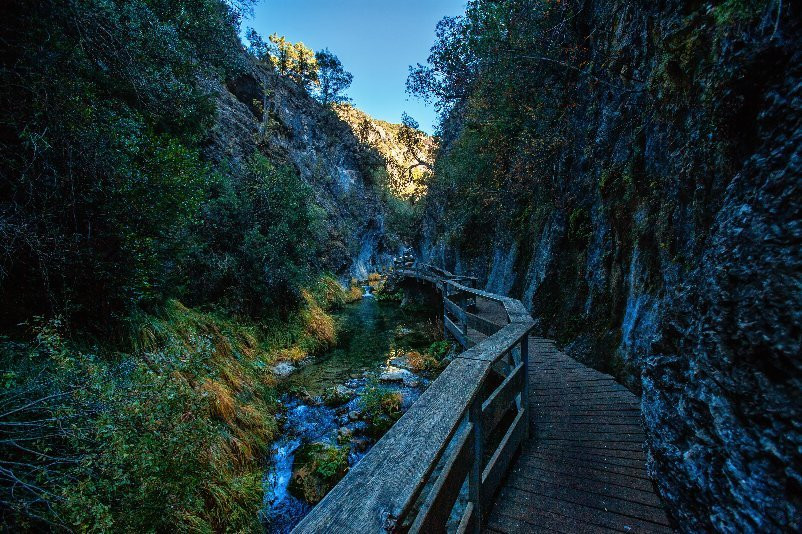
[293,261,533,533]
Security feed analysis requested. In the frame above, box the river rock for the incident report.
[348,410,361,422]
[379,366,416,383]
[272,362,296,377]
[379,366,423,388]
[323,385,355,406]
[351,437,371,453]
[388,354,419,372]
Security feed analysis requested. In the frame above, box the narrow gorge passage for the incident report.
[1,1,799,532]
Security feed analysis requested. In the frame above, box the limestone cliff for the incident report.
[204,59,402,278]
[419,1,801,530]
[333,104,435,200]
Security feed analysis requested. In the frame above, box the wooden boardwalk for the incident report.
[484,337,673,533]
[295,262,673,533]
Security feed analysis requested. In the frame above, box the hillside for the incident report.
[209,61,407,278]
[333,103,436,201]
[0,1,415,529]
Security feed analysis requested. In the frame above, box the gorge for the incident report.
[1,1,800,532]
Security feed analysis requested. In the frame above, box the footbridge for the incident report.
[294,261,672,533]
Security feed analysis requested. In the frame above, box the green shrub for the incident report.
[0,306,283,532]
[359,385,403,437]
[184,154,324,317]
[428,340,452,360]
[289,443,349,503]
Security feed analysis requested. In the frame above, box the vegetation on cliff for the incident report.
[411,0,800,531]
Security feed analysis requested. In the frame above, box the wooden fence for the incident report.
[293,263,534,533]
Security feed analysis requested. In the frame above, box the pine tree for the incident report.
[315,49,353,105]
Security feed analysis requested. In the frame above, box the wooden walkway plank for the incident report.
[482,335,672,533]
[361,264,673,534]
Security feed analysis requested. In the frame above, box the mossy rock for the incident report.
[359,386,402,438]
[322,385,355,407]
[289,443,349,504]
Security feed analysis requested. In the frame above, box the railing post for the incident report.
[468,395,483,533]
[442,282,449,340]
[458,286,469,338]
[521,333,530,440]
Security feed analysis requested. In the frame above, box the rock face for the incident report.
[332,104,435,200]
[421,1,801,531]
[204,59,400,277]
[643,57,802,531]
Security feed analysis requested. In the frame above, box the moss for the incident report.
[712,0,769,27]
[289,443,349,504]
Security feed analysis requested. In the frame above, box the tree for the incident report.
[315,49,353,105]
[263,34,318,90]
[293,42,319,89]
[245,27,270,61]
[269,33,296,75]
[406,15,478,117]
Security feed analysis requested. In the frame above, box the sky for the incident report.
[243,0,467,134]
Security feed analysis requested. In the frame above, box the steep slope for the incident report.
[417,1,801,531]
[206,60,402,278]
[333,104,435,200]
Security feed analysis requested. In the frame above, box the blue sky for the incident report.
[243,0,467,134]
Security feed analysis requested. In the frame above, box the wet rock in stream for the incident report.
[262,376,429,533]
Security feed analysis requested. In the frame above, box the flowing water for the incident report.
[260,297,440,533]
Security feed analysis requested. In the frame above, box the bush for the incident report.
[359,385,403,437]
[289,443,349,503]
[184,155,324,317]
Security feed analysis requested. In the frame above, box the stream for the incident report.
[260,296,441,533]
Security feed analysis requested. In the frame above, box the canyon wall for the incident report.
[207,61,403,278]
[420,1,801,530]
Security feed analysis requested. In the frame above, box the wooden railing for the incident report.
[293,262,533,533]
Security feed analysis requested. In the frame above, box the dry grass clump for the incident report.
[404,350,441,372]
[346,285,363,302]
[367,272,382,282]
[201,378,237,425]
[276,346,307,363]
[318,275,346,306]
[302,290,337,347]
